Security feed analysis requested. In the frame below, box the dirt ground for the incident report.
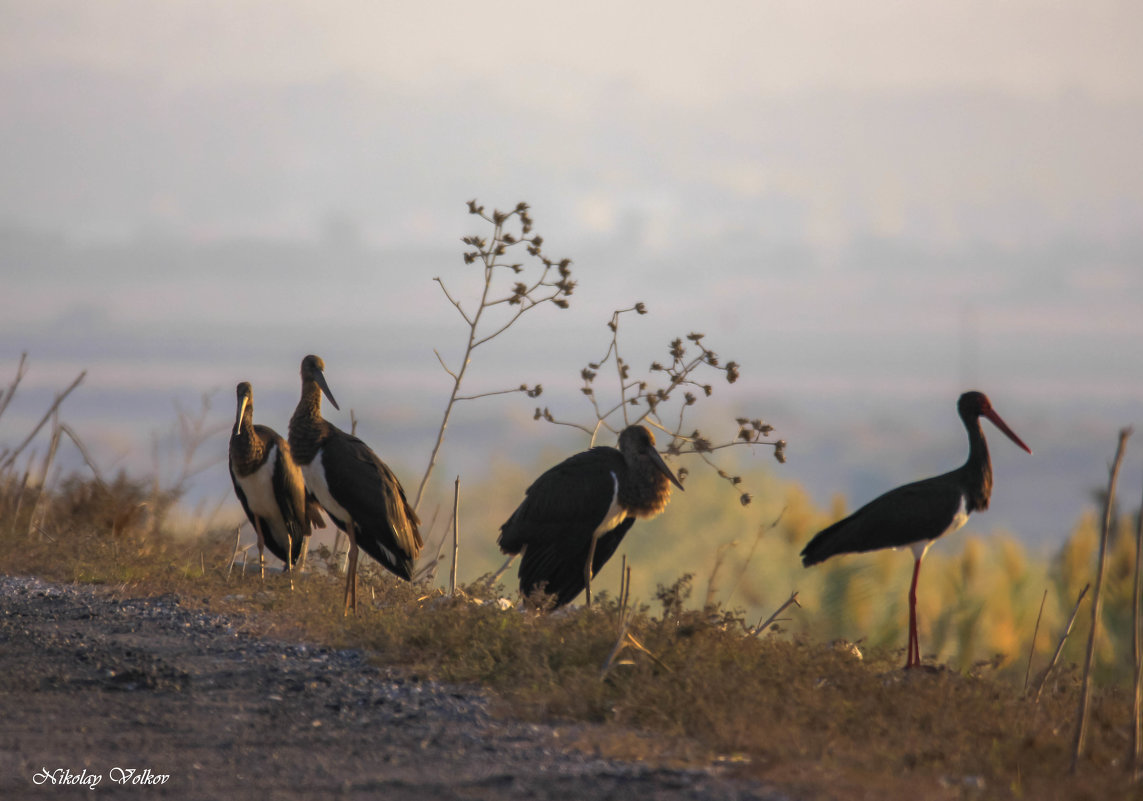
[0,576,789,800]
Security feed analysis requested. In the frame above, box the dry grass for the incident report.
[2,472,1141,801]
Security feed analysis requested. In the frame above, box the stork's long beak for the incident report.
[984,408,1032,455]
[315,367,340,411]
[650,448,685,491]
[234,394,249,436]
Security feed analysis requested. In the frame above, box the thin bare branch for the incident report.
[1132,464,1143,780]
[58,423,108,490]
[449,476,460,596]
[1023,589,1049,696]
[1071,427,1132,773]
[724,508,787,605]
[415,201,572,514]
[0,351,29,422]
[1034,583,1089,704]
[456,386,537,402]
[491,553,517,585]
[433,348,459,381]
[0,369,86,472]
[433,276,472,326]
[752,591,802,637]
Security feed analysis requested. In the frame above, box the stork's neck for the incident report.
[960,413,993,513]
[288,380,326,465]
[618,453,674,519]
[230,411,263,474]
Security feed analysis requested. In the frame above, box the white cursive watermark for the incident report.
[32,766,171,789]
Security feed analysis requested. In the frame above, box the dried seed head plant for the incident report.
[534,305,785,505]
[413,201,575,513]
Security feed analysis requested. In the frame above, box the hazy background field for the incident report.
[2,3,1141,615]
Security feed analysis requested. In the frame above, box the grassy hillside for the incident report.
[2,462,1141,800]
[424,458,1140,687]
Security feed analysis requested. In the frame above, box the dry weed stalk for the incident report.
[0,365,85,472]
[449,476,460,596]
[1023,589,1049,695]
[148,393,228,535]
[703,540,736,610]
[1132,469,1143,780]
[0,351,29,423]
[413,200,573,513]
[25,411,63,537]
[722,508,787,607]
[1033,583,1090,704]
[490,552,517,586]
[535,305,784,505]
[751,591,802,637]
[413,506,449,584]
[600,560,671,678]
[227,526,242,580]
[1071,426,1131,773]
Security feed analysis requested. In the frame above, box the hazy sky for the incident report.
[4,2,1142,100]
[1,2,1141,547]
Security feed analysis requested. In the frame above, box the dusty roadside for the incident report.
[0,576,788,800]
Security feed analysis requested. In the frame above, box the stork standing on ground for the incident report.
[288,355,422,615]
[498,424,684,609]
[800,391,1032,668]
[229,382,313,580]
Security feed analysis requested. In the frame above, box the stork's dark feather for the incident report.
[229,383,309,570]
[799,390,1027,568]
[498,425,681,608]
[317,428,422,580]
[498,447,625,555]
[287,355,421,613]
[500,448,633,606]
[800,475,964,566]
[798,390,1031,669]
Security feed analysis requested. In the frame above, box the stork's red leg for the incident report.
[905,556,923,669]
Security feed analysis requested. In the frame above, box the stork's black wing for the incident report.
[801,472,965,566]
[228,460,259,540]
[266,431,309,566]
[498,447,630,606]
[320,428,422,580]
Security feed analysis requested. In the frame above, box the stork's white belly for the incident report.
[301,458,352,525]
[909,494,969,562]
[945,494,970,536]
[235,444,288,537]
[302,453,402,565]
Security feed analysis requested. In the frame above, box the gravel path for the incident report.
[0,576,787,800]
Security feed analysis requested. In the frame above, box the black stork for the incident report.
[497,424,684,609]
[800,390,1032,668]
[287,355,422,615]
[228,382,313,579]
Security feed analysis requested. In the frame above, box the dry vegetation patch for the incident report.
[1,473,1139,801]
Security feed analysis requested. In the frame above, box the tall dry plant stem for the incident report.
[1034,583,1089,704]
[1132,468,1143,781]
[0,368,85,472]
[413,200,573,513]
[449,476,460,596]
[600,561,669,678]
[26,411,63,537]
[723,509,787,607]
[0,351,28,423]
[752,591,802,637]
[1023,589,1049,696]
[1071,426,1132,773]
[490,553,517,585]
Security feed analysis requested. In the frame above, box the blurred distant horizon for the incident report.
[2,2,1140,553]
